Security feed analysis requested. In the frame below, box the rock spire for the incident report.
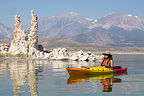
[9,10,39,55]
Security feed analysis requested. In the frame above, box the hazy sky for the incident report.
[0,0,144,27]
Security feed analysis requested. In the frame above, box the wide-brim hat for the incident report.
[102,51,112,56]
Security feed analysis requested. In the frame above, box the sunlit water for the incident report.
[0,54,144,96]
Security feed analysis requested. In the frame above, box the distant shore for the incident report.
[95,52,144,55]
[1,37,144,59]
[1,51,144,58]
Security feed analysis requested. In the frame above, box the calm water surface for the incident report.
[0,54,144,96]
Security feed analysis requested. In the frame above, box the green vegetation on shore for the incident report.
[0,52,28,58]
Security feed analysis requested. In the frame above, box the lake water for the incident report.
[0,54,144,96]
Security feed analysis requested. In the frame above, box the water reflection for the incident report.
[0,58,130,95]
[48,60,100,72]
[0,59,45,96]
[0,59,99,95]
[67,74,122,92]
[9,60,41,96]
[101,78,121,92]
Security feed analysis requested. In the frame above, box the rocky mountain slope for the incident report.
[0,23,13,39]
[1,12,144,47]
[89,12,144,30]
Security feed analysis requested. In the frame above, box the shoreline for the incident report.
[94,52,144,55]
[1,51,144,58]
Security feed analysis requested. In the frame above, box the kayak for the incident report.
[67,66,127,76]
[115,67,127,76]
[67,66,114,76]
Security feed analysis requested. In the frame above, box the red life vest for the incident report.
[101,57,113,68]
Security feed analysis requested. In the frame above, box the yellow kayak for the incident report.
[67,66,114,76]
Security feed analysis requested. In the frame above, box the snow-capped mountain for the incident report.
[89,12,144,31]
[1,12,144,47]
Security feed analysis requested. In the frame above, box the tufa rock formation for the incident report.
[28,10,38,49]
[0,10,103,61]
[69,50,103,61]
[9,15,28,54]
[9,10,39,55]
[0,43,9,53]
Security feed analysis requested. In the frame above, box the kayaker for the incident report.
[99,51,114,68]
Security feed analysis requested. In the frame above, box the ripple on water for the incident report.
[0,55,144,95]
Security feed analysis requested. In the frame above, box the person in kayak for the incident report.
[99,51,114,68]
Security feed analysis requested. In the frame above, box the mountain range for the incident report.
[1,12,144,47]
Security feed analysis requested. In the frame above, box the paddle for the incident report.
[112,66,121,69]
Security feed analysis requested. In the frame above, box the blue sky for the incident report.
[0,0,144,27]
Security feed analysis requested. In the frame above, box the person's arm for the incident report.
[110,78,113,85]
[99,59,103,66]
[110,59,114,68]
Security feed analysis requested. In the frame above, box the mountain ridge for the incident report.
[1,12,144,47]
